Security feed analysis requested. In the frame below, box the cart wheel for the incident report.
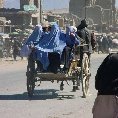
[81,53,90,98]
[26,53,35,98]
[27,71,35,98]
[82,75,90,98]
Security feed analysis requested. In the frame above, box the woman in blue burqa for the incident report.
[20,25,43,57]
[61,25,80,71]
[27,23,67,72]
[36,24,80,72]
[22,23,80,73]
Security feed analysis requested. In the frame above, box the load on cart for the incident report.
[20,22,91,98]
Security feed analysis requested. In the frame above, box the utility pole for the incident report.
[85,0,87,19]
[40,0,42,23]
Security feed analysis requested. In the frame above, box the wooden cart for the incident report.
[26,44,91,98]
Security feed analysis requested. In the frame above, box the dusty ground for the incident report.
[0,54,107,118]
[0,57,27,71]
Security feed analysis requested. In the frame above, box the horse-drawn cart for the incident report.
[26,44,91,98]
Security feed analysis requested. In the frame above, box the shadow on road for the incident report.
[0,89,75,100]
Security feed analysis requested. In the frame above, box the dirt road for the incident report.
[0,54,107,118]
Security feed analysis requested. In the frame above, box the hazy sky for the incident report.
[3,0,118,9]
[3,0,69,9]
[116,0,118,8]
[42,0,69,10]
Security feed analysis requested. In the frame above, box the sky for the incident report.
[3,0,70,10]
[3,0,118,10]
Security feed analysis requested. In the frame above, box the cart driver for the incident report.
[77,19,94,66]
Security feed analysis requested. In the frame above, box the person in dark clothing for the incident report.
[77,19,93,66]
[47,52,61,73]
[95,53,118,95]
[91,31,96,52]
[12,40,20,61]
[102,34,109,53]
[92,53,118,118]
[107,35,113,49]
[97,36,103,54]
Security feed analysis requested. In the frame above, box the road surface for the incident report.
[0,53,108,118]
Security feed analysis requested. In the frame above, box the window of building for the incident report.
[34,0,38,8]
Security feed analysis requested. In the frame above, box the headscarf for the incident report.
[66,26,80,48]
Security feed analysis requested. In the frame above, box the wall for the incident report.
[69,0,116,29]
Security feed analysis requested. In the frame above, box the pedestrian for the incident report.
[97,35,103,54]
[102,34,109,53]
[92,53,118,118]
[12,40,19,61]
[91,30,97,53]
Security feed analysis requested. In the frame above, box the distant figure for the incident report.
[102,34,109,53]
[91,31,97,53]
[2,48,7,58]
[107,35,113,49]
[92,53,118,118]
[97,36,103,54]
[12,40,20,61]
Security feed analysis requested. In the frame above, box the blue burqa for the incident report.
[25,25,43,45]
[20,25,43,57]
[21,23,80,70]
[65,26,80,47]
[35,23,67,70]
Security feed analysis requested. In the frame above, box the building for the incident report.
[0,0,41,33]
[69,0,117,32]
[20,0,41,24]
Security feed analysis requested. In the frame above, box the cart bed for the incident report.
[36,72,77,81]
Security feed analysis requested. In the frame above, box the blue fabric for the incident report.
[20,25,43,57]
[21,23,80,70]
[36,23,66,53]
[66,26,80,48]
[35,23,67,70]
[20,45,31,57]
[25,25,43,45]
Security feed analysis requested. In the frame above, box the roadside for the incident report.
[0,57,27,72]
[0,53,108,68]
[0,53,107,118]
[0,57,27,64]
